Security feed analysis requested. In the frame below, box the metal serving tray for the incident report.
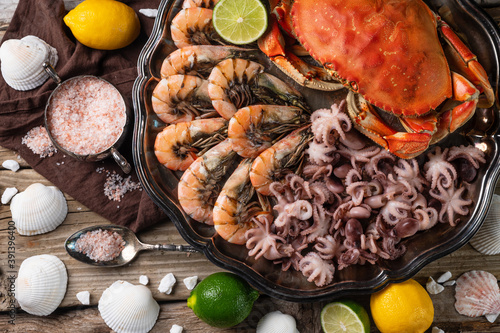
[132,0,500,302]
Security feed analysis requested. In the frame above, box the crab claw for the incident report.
[258,16,286,59]
[346,71,480,159]
[346,92,433,159]
[258,16,343,91]
[430,72,479,143]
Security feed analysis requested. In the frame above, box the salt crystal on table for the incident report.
[486,313,499,323]
[103,170,141,202]
[1,187,18,204]
[443,280,456,287]
[76,291,90,305]
[2,159,20,172]
[139,8,158,17]
[139,275,149,285]
[183,276,198,290]
[170,324,183,333]
[158,273,176,294]
[436,271,452,283]
[426,277,445,295]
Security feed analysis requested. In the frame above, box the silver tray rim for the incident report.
[131,0,500,302]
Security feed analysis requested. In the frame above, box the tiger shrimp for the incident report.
[213,159,271,244]
[171,8,220,48]
[182,0,219,8]
[160,45,256,79]
[152,74,216,124]
[228,104,308,158]
[178,139,238,224]
[250,126,312,196]
[154,118,227,171]
[208,58,309,119]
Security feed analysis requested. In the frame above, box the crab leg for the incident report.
[271,0,294,38]
[438,19,494,108]
[433,72,479,143]
[402,72,478,143]
[347,72,479,159]
[257,13,343,91]
[346,92,433,159]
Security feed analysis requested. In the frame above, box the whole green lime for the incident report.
[187,272,259,328]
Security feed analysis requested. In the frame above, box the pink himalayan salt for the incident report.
[75,229,125,262]
[46,76,126,155]
[103,170,141,202]
[21,126,57,158]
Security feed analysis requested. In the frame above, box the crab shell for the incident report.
[291,0,452,117]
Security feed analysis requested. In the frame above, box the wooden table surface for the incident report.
[1,1,500,332]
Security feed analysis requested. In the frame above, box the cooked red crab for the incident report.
[259,0,495,158]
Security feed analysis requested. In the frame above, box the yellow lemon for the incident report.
[64,0,140,50]
[370,279,434,333]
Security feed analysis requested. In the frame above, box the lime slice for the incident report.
[321,301,370,333]
[212,0,268,45]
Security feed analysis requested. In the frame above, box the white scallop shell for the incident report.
[256,311,300,333]
[0,35,58,91]
[10,183,67,236]
[99,280,160,333]
[15,254,68,316]
[470,194,500,255]
[455,270,500,317]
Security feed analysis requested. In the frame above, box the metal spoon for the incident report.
[65,225,199,267]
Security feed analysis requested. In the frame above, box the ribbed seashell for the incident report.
[0,35,58,91]
[10,183,67,236]
[15,254,68,316]
[455,270,500,317]
[470,194,500,255]
[99,280,160,333]
[257,311,300,333]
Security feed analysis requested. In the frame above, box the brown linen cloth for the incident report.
[0,0,167,232]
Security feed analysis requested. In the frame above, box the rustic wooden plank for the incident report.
[2,290,500,332]
[0,147,30,169]
[3,144,500,332]
[1,297,323,333]
[3,164,500,331]
[0,207,224,311]
[0,145,225,312]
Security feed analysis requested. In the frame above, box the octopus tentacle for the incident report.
[310,101,351,144]
[429,180,472,226]
[298,252,335,287]
[379,199,412,225]
[424,146,457,189]
[302,205,332,242]
[448,145,486,169]
[365,149,396,180]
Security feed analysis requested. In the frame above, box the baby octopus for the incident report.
[241,101,485,287]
